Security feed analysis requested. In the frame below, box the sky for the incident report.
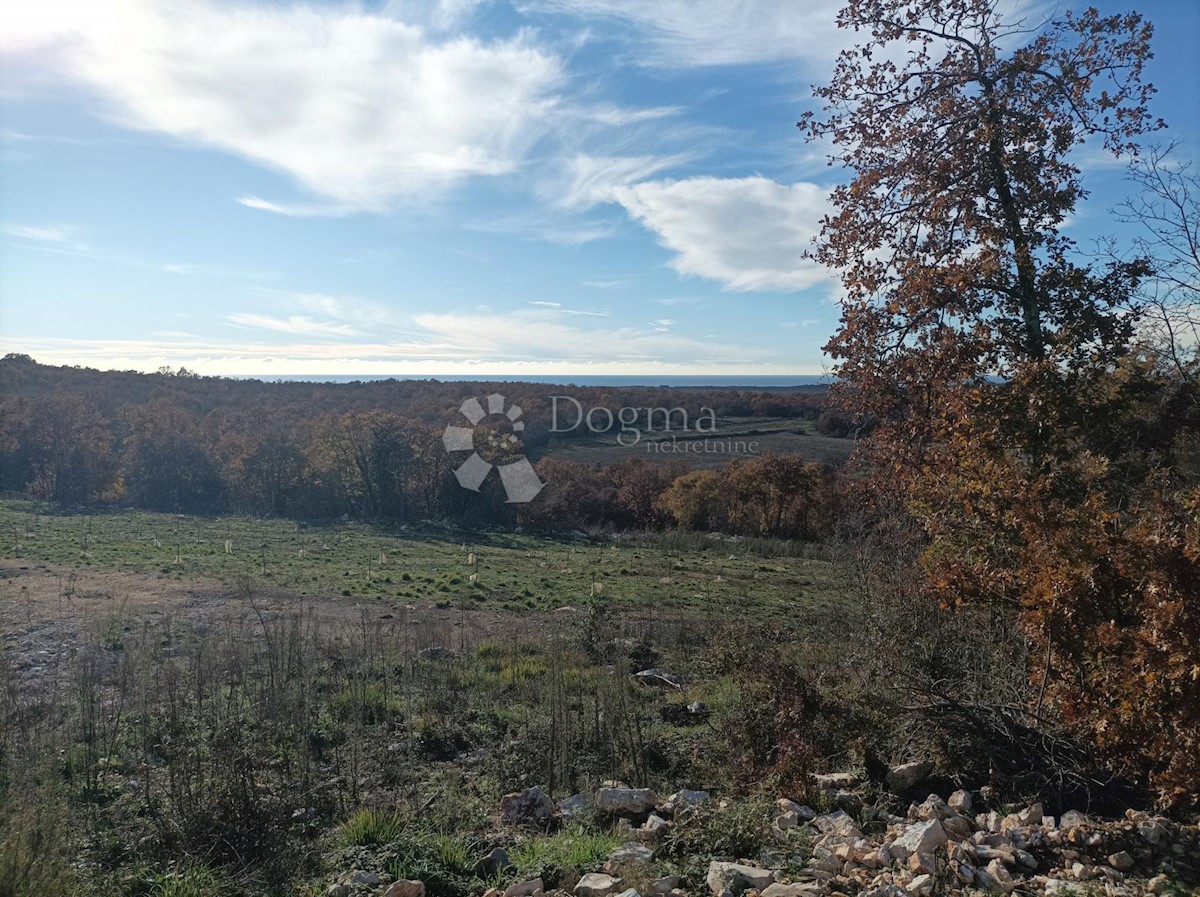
[0,0,1197,379]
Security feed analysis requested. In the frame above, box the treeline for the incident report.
[0,356,843,535]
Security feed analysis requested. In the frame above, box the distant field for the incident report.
[0,500,853,625]
[539,416,856,469]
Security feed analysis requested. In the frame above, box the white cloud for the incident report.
[557,152,691,208]
[1,223,73,242]
[611,176,832,291]
[412,309,767,362]
[227,313,359,337]
[528,300,562,308]
[585,105,683,126]
[522,0,846,67]
[1,0,564,211]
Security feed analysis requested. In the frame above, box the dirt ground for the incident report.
[0,559,573,695]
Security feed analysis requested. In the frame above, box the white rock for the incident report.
[576,874,624,897]
[1059,810,1089,830]
[597,787,658,814]
[605,843,654,872]
[706,862,775,895]
[662,789,710,813]
[761,884,824,897]
[813,810,863,839]
[886,761,933,792]
[812,772,858,789]
[504,880,544,897]
[559,793,594,819]
[892,819,948,859]
[1108,851,1134,871]
[948,790,973,815]
[907,874,933,897]
[776,811,800,829]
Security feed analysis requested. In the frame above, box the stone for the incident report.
[947,790,973,816]
[352,872,384,886]
[615,890,641,897]
[635,669,682,689]
[812,772,859,790]
[986,859,1014,893]
[476,847,514,876]
[386,882,426,897]
[886,761,933,793]
[688,700,708,714]
[1016,803,1043,826]
[605,842,654,873]
[892,819,948,860]
[326,886,351,897]
[559,793,594,819]
[1139,820,1171,846]
[1148,874,1171,894]
[661,789,710,814]
[1107,851,1134,871]
[652,876,682,894]
[576,874,624,897]
[762,885,825,897]
[504,880,543,897]
[597,787,658,814]
[1059,810,1089,830]
[706,862,775,895]
[500,787,556,824]
[906,874,933,897]
[1043,880,1083,895]
[637,814,671,842]
[813,810,863,840]
[776,811,801,829]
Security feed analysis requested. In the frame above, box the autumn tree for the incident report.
[804,0,1200,807]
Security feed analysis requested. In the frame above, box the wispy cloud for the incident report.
[556,152,692,208]
[2,0,564,211]
[227,313,359,337]
[2,222,78,245]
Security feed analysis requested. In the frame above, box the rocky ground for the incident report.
[325,776,1199,897]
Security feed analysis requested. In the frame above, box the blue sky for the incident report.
[0,0,1197,378]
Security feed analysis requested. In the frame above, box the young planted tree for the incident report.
[803,0,1200,807]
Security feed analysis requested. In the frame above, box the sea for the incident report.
[251,374,833,389]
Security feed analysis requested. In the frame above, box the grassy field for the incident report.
[0,499,852,623]
[0,499,859,896]
[539,418,855,470]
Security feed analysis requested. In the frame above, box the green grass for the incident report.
[339,808,407,847]
[0,500,851,622]
[508,826,624,886]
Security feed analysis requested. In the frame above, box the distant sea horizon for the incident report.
[243,374,833,389]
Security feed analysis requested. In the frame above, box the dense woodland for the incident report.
[0,356,843,538]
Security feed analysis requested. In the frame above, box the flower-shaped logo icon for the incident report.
[442,394,545,503]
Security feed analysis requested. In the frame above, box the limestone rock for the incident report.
[597,787,658,814]
[885,761,933,793]
[385,882,426,897]
[947,790,973,816]
[706,861,775,895]
[559,793,594,819]
[576,874,624,897]
[504,879,543,897]
[500,787,556,824]
[1107,851,1134,871]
